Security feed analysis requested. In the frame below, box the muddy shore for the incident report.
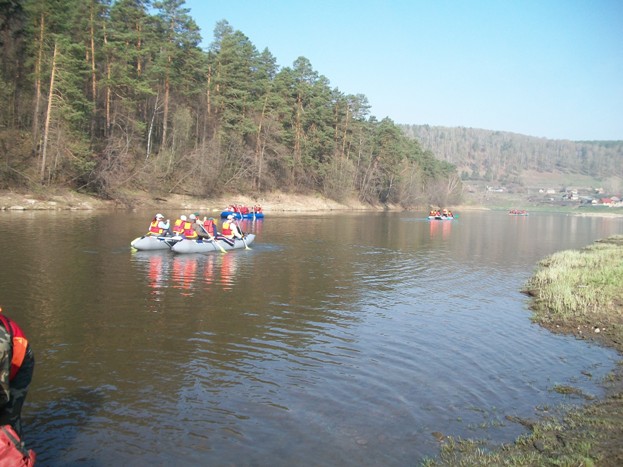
[0,188,500,214]
[0,189,388,213]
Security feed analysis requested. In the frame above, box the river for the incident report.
[0,209,621,465]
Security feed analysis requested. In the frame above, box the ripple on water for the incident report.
[5,212,621,465]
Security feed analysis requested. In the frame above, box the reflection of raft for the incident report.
[130,235,180,251]
[171,234,255,254]
[220,211,264,219]
[427,215,454,220]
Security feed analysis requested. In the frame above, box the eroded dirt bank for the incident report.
[0,189,393,213]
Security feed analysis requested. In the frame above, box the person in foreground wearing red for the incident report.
[0,307,34,438]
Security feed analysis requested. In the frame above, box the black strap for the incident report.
[0,425,29,457]
[0,316,14,378]
[0,315,12,341]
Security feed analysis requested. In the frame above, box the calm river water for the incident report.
[0,209,621,465]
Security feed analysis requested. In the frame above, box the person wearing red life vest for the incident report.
[202,217,217,238]
[0,307,34,438]
[148,213,172,236]
[201,217,234,246]
[221,215,233,237]
[222,215,243,241]
[182,214,198,239]
[172,215,186,236]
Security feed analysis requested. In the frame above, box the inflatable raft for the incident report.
[171,234,255,254]
[220,211,264,219]
[131,235,180,251]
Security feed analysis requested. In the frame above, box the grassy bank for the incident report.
[425,235,623,466]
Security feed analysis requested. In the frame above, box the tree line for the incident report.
[0,0,460,208]
[402,125,623,191]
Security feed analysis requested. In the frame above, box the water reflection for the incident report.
[0,210,621,465]
[132,249,245,300]
[428,218,453,240]
[171,255,199,294]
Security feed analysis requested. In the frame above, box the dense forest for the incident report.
[0,0,460,207]
[403,125,623,191]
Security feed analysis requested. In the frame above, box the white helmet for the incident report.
[180,215,187,221]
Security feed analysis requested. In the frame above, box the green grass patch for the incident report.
[523,236,623,334]
[422,235,623,465]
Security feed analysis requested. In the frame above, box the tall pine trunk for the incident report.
[32,13,45,146]
[40,40,58,183]
[89,1,97,137]
[254,94,269,191]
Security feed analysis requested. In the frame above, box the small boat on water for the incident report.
[508,209,528,216]
[220,210,264,219]
[427,208,455,220]
[171,234,255,254]
[131,235,180,251]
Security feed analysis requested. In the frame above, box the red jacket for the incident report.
[0,314,29,381]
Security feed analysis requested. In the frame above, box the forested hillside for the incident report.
[0,0,460,208]
[402,125,623,191]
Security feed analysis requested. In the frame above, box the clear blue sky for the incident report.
[183,0,622,141]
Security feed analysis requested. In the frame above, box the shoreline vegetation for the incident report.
[427,235,623,466]
[3,189,623,464]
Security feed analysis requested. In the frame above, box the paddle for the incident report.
[233,219,251,250]
[198,222,227,253]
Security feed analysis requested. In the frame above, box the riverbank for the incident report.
[427,235,623,466]
[0,188,391,213]
[3,189,621,220]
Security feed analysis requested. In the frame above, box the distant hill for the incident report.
[401,125,623,191]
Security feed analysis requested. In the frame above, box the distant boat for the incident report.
[508,209,528,216]
[427,215,454,220]
[220,210,264,219]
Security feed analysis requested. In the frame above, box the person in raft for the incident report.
[202,217,234,246]
[189,214,214,241]
[221,215,243,242]
[172,215,187,236]
[180,214,199,239]
[147,213,172,236]
[0,307,34,438]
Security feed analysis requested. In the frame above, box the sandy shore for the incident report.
[0,189,392,213]
[2,189,621,219]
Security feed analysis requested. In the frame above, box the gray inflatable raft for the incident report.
[130,235,180,251]
[171,234,255,254]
